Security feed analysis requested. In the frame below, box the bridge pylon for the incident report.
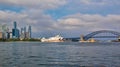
[118,36,120,41]
[80,35,84,41]
[80,34,96,42]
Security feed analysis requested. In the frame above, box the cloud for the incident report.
[79,0,107,6]
[0,10,55,33]
[53,13,120,35]
[79,0,120,6]
[61,0,120,15]
[0,0,67,9]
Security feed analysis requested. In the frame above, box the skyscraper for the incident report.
[12,21,19,38]
[14,21,17,29]
[21,28,23,35]
[23,27,27,39]
[28,26,32,38]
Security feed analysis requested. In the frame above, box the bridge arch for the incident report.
[83,30,120,40]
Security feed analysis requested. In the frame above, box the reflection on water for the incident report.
[0,42,120,67]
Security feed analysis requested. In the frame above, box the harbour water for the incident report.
[0,42,120,67]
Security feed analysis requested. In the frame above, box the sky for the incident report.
[0,0,120,38]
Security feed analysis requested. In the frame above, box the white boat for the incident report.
[41,35,64,42]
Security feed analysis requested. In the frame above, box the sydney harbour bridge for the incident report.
[83,30,120,40]
[70,30,120,41]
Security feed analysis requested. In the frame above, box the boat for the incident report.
[41,35,64,42]
[111,37,120,42]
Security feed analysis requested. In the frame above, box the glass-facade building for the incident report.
[12,21,20,38]
[12,21,32,39]
[28,26,31,38]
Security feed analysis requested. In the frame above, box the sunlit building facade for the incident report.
[0,32,2,39]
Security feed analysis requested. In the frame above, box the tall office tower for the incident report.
[14,21,17,37]
[16,29,19,38]
[14,21,17,29]
[28,26,31,38]
[6,28,10,39]
[12,21,19,38]
[12,29,15,38]
[24,27,26,38]
[20,28,24,40]
[21,28,23,34]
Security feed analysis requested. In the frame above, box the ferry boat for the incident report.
[111,37,120,42]
[41,35,64,42]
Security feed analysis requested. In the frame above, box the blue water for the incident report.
[0,42,120,67]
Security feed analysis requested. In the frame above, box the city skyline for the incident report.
[0,21,32,39]
[0,0,120,38]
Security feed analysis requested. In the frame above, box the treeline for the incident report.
[0,38,40,42]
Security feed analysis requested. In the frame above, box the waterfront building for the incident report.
[28,26,32,38]
[24,27,26,38]
[0,25,2,32]
[41,35,64,42]
[2,24,9,39]
[21,28,24,35]
[6,32,10,39]
[12,29,19,38]
[25,32,30,39]
[14,21,17,29]
[2,32,6,39]
[20,27,27,39]
[20,26,32,39]
[12,21,20,38]
[0,32,2,39]
[6,28,10,39]
[10,32,12,38]
[20,28,24,40]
